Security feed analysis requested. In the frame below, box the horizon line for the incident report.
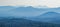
[0,6,60,8]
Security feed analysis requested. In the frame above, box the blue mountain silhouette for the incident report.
[28,12,60,24]
[9,6,46,17]
[39,12,60,17]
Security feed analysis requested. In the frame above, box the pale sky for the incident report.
[0,0,60,8]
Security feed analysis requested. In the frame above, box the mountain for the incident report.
[0,6,15,12]
[0,17,60,27]
[0,6,14,8]
[0,6,47,17]
[9,6,46,17]
[0,6,60,17]
[0,6,15,10]
[0,6,15,17]
[39,12,60,17]
[27,12,60,24]
[12,6,43,12]
[9,6,60,17]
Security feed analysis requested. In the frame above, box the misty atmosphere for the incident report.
[0,6,60,27]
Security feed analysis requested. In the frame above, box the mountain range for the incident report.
[26,12,60,24]
[0,6,60,24]
[0,6,60,17]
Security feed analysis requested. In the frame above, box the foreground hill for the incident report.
[0,17,60,27]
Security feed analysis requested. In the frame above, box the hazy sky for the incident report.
[0,0,60,8]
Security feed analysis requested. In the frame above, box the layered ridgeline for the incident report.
[0,6,60,17]
[0,6,60,27]
[27,12,60,24]
[0,6,15,17]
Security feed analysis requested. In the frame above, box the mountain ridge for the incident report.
[27,12,60,24]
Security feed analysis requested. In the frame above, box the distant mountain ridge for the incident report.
[27,12,60,24]
[9,6,46,17]
[0,6,60,24]
[39,12,60,17]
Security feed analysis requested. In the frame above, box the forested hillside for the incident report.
[0,17,60,27]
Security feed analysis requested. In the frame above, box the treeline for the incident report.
[0,17,60,27]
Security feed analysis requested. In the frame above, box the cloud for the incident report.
[0,0,16,6]
[0,0,60,8]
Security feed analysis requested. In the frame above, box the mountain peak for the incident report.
[39,12,60,17]
[44,12,58,14]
